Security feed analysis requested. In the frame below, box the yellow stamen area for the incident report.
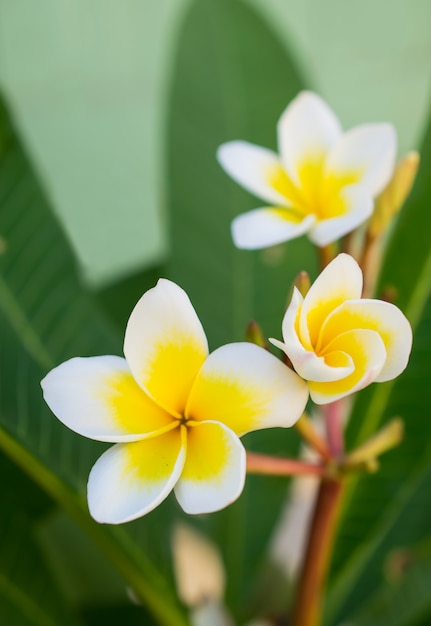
[104,370,173,434]
[180,422,229,483]
[141,335,207,416]
[267,159,360,221]
[123,424,182,482]
[186,374,269,436]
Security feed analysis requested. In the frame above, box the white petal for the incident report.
[186,342,308,436]
[88,427,185,524]
[124,279,208,416]
[41,356,173,442]
[278,91,342,185]
[309,184,373,246]
[231,209,315,249]
[326,123,397,196]
[175,422,246,515]
[300,254,363,348]
[217,141,290,206]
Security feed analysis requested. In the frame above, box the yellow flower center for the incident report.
[268,159,360,220]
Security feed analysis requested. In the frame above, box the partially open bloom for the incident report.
[270,254,412,404]
[217,91,396,249]
[42,279,308,523]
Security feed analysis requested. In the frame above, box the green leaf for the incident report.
[325,97,431,622]
[0,97,188,626]
[349,543,431,626]
[166,0,308,618]
[0,455,78,626]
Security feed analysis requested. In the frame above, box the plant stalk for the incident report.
[246,452,324,477]
[290,476,345,626]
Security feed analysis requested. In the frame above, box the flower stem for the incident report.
[290,476,345,626]
[295,413,332,462]
[324,399,345,458]
[246,452,324,477]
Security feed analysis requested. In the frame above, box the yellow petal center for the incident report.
[268,159,360,221]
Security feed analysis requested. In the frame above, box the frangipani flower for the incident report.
[41,279,308,524]
[217,91,396,249]
[270,254,412,404]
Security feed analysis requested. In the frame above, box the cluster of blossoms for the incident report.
[42,91,413,524]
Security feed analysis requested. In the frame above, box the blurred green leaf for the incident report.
[0,455,78,626]
[349,543,431,626]
[0,97,188,626]
[325,95,431,623]
[166,0,309,618]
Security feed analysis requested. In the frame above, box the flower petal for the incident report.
[88,426,185,523]
[185,342,308,436]
[309,184,373,247]
[217,141,291,206]
[175,421,246,514]
[300,254,363,348]
[231,209,315,249]
[41,356,173,442]
[309,328,386,404]
[318,299,412,382]
[270,288,354,382]
[278,91,342,185]
[326,123,397,196]
[124,279,208,417]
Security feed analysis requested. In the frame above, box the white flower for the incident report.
[270,254,412,404]
[42,279,308,523]
[218,91,396,249]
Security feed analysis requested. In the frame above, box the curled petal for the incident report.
[41,356,173,442]
[186,342,308,436]
[309,329,387,404]
[124,279,208,417]
[175,421,246,515]
[326,123,397,196]
[318,299,412,382]
[217,141,290,206]
[309,184,373,247]
[271,337,354,383]
[278,91,342,185]
[271,288,354,381]
[300,254,363,348]
[88,427,185,524]
[231,209,315,249]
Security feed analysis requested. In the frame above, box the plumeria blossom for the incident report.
[270,254,412,404]
[217,91,397,249]
[41,279,308,524]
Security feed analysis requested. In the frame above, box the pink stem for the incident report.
[246,452,325,477]
[324,399,345,458]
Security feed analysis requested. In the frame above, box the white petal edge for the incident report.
[309,184,373,247]
[123,279,209,414]
[217,141,290,206]
[175,421,246,515]
[325,123,397,196]
[88,431,186,524]
[186,341,309,436]
[41,356,163,443]
[278,91,342,185]
[231,209,315,250]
